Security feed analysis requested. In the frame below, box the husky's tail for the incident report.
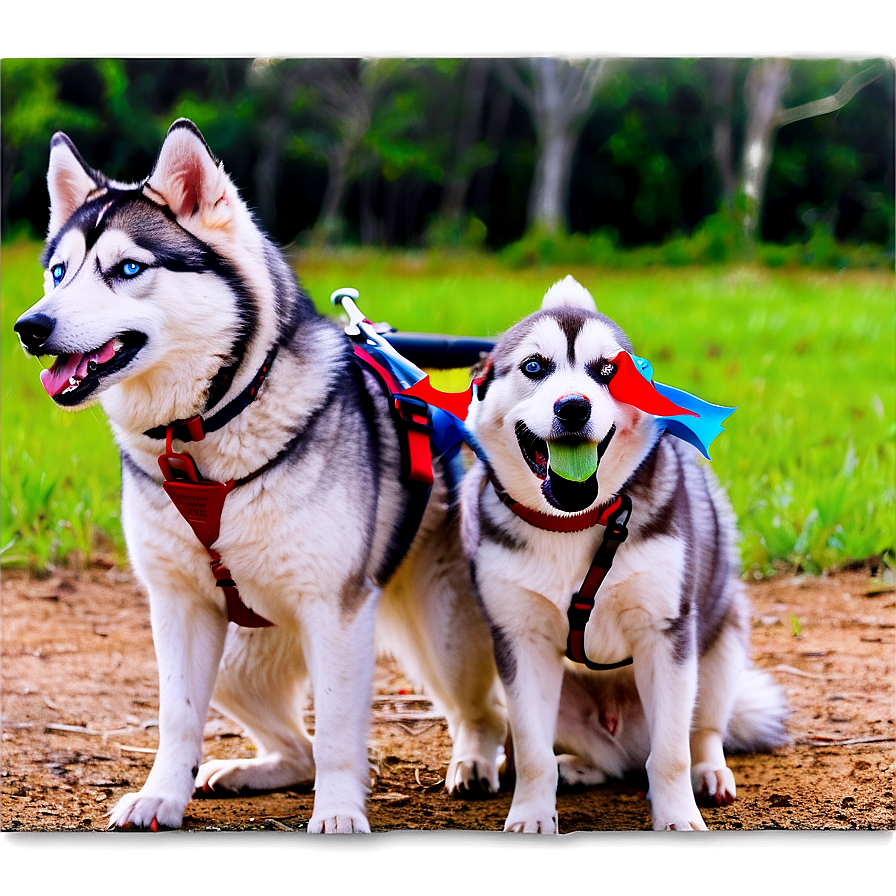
[724,667,790,753]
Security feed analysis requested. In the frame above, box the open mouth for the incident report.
[39,331,147,406]
[514,421,549,479]
[515,420,616,513]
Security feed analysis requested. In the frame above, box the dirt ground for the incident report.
[1,565,893,834]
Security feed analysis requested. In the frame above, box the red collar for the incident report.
[489,473,625,533]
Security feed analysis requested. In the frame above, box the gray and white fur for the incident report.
[461,276,788,831]
[15,120,506,833]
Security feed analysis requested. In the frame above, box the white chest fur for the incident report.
[479,521,685,667]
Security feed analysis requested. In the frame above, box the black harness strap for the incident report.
[565,493,633,670]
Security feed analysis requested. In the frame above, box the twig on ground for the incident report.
[804,735,894,746]
[380,720,443,737]
[44,721,156,742]
[414,766,445,790]
[45,723,103,735]
[773,664,830,681]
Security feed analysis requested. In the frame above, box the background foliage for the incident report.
[2,57,893,258]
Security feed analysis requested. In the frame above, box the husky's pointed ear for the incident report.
[541,275,598,313]
[472,357,495,401]
[47,132,103,238]
[145,119,232,226]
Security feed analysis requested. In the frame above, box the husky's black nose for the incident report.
[14,313,55,354]
[554,394,591,430]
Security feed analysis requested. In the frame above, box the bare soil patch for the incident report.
[2,566,893,833]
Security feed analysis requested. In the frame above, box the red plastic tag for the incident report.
[162,478,235,550]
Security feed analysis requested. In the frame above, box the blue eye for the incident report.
[121,261,144,278]
[521,356,552,379]
[51,263,65,286]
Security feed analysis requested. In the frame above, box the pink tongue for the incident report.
[39,339,117,397]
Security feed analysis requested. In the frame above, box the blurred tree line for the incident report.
[2,57,893,259]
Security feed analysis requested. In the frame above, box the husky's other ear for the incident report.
[47,132,103,239]
[541,275,598,313]
[472,358,495,401]
[146,119,232,226]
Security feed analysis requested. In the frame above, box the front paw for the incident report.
[446,756,500,797]
[307,812,371,833]
[651,803,708,831]
[504,805,558,833]
[648,772,710,830]
[107,790,187,831]
[692,762,736,806]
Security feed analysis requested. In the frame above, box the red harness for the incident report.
[490,475,634,670]
[350,344,436,486]
[153,344,441,628]
[158,427,274,627]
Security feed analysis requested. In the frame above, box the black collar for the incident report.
[143,344,278,443]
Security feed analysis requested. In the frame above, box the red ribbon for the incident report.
[607,351,697,417]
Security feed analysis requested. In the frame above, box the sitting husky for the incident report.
[14,120,506,833]
[460,277,788,831]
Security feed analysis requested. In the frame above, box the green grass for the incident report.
[3,239,894,577]
[2,240,125,570]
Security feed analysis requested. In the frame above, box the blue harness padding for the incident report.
[430,407,472,458]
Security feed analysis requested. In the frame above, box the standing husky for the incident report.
[14,120,505,833]
[460,277,787,831]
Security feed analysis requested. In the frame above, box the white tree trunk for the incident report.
[498,57,606,236]
[740,59,790,242]
[528,124,578,234]
[528,58,603,234]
